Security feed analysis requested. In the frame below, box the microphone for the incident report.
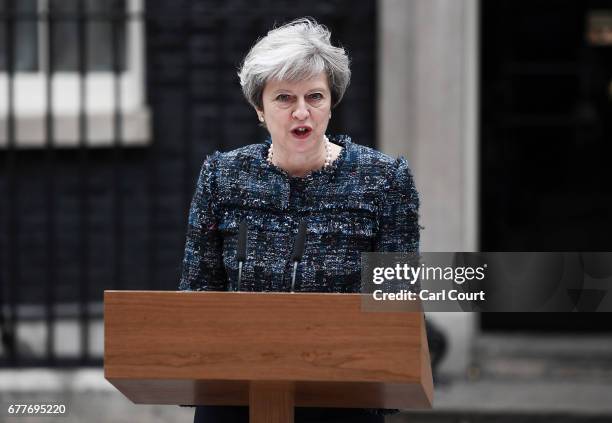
[236,220,248,291]
[290,220,307,292]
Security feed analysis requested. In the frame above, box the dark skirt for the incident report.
[193,406,384,423]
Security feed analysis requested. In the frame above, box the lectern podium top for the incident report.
[104,291,433,410]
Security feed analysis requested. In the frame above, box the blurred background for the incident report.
[1,0,611,421]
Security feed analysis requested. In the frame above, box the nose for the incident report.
[292,99,310,120]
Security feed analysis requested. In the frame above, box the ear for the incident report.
[255,108,265,123]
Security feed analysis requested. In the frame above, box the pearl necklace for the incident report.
[267,136,333,170]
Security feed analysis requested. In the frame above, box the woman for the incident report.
[180,18,420,423]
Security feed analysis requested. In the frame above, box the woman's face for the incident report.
[257,72,332,159]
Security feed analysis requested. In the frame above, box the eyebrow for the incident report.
[272,87,329,95]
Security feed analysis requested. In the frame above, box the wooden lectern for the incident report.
[104,291,433,422]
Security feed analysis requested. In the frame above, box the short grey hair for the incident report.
[238,17,351,110]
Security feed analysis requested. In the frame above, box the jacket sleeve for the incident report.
[373,156,420,254]
[179,152,228,291]
[373,156,421,297]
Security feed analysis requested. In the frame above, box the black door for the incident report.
[480,0,612,331]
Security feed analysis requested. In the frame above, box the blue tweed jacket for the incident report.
[179,135,420,293]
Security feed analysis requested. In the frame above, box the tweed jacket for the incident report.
[179,134,420,293]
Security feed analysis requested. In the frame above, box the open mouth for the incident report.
[291,127,312,138]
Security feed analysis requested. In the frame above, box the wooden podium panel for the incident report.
[104,291,433,410]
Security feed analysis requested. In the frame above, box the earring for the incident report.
[329,112,332,119]
[258,115,265,123]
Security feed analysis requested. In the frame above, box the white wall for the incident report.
[378,0,479,377]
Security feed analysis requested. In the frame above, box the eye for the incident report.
[275,94,292,102]
[308,93,324,101]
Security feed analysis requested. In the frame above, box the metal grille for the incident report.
[0,0,138,367]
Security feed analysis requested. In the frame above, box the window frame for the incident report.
[0,0,149,148]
